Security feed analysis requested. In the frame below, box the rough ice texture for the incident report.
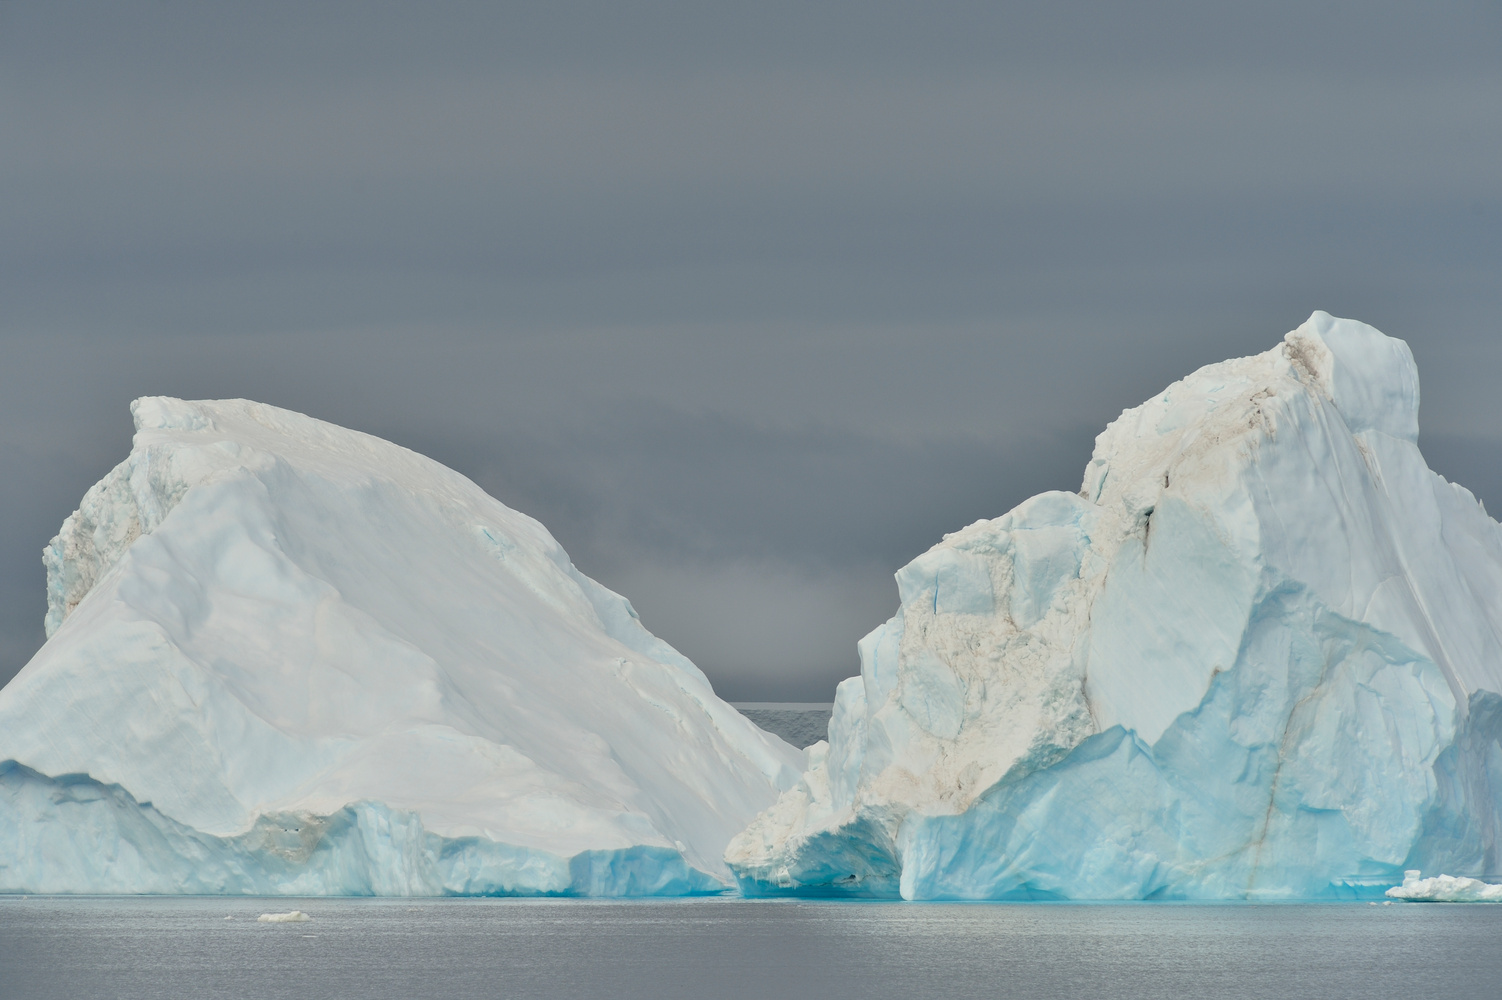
[0,398,803,895]
[1386,870,1502,902]
[726,312,1502,900]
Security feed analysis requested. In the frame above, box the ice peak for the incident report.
[130,395,217,434]
[1283,311,1420,443]
[1083,311,1419,513]
[45,397,485,639]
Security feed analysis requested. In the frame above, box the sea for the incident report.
[2,895,1499,1000]
[732,703,834,748]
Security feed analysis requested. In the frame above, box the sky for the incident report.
[2,2,1499,700]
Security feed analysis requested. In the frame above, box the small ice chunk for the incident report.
[257,910,313,923]
[1386,870,1502,902]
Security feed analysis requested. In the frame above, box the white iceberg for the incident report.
[727,312,1502,900]
[0,397,803,895]
[1387,870,1502,902]
[257,910,313,922]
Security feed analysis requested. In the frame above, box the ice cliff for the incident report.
[726,312,1502,900]
[0,398,803,895]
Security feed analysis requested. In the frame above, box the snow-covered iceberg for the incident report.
[727,312,1502,900]
[1387,870,1502,902]
[0,397,803,895]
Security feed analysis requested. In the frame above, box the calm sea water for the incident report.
[2,895,1498,1000]
[736,706,832,748]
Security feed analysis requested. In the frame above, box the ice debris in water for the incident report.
[257,911,313,923]
[1387,871,1502,902]
[727,312,1502,900]
[0,396,803,895]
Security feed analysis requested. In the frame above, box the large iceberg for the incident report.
[0,398,803,895]
[727,312,1502,900]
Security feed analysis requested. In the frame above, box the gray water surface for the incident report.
[2,895,1498,1000]
[729,699,835,747]
[737,707,832,748]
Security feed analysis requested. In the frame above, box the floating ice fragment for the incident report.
[1386,871,1502,902]
[258,910,313,923]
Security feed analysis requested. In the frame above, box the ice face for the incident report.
[0,761,725,896]
[726,312,1502,899]
[0,398,804,895]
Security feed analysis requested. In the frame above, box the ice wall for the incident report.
[726,313,1502,899]
[0,398,803,895]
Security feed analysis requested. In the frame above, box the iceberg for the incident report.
[727,312,1502,900]
[1386,870,1502,902]
[0,397,803,895]
[257,910,313,922]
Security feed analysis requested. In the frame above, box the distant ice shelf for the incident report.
[727,312,1502,900]
[0,397,804,895]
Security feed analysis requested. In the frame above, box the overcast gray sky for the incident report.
[2,2,1500,699]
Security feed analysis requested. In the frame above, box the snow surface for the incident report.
[726,312,1502,900]
[1386,870,1502,902]
[0,398,803,895]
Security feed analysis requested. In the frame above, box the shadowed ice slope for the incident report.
[0,398,803,895]
[726,312,1502,899]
